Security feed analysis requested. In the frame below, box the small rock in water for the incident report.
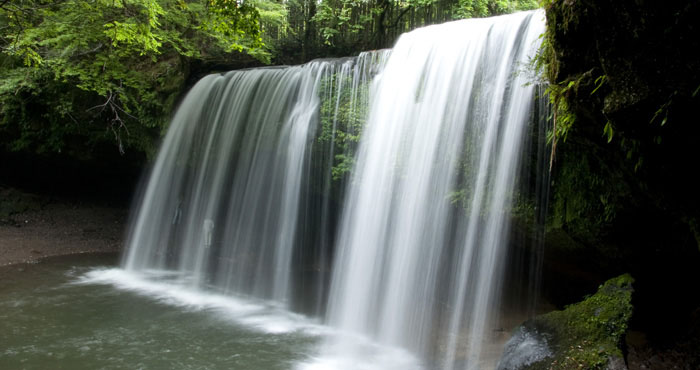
[497,326,552,370]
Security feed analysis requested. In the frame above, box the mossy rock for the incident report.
[498,274,634,370]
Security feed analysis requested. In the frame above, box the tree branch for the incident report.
[87,88,138,155]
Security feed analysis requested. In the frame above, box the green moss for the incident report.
[524,274,634,369]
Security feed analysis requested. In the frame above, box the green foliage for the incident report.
[549,136,634,243]
[590,74,606,95]
[0,0,266,157]
[534,1,648,238]
[317,71,371,180]
[0,0,539,161]
[533,0,584,147]
[602,121,614,143]
[331,153,356,181]
[537,0,700,244]
[299,0,538,56]
[454,0,537,18]
[253,0,288,52]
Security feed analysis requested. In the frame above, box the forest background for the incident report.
[0,0,537,173]
[3,2,700,363]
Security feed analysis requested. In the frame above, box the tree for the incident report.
[0,0,265,156]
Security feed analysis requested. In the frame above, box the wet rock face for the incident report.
[498,275,634,370]
[544,0,700,238]
[546,0,700,120]
[497,326,553,370]
[543,0,700,342]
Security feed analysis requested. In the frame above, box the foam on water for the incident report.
[296,332,424,370]
[75,268,325,335]
[76,267,425,369]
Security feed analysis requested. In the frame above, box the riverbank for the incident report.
[0,187,127,266]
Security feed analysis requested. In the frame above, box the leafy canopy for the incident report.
[0,0,265,155]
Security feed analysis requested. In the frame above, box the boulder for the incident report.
[498,274,634,370]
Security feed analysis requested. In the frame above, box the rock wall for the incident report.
[541,0,700,347]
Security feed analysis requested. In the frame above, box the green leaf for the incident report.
[590,75,606,95]
[603,121,614,143]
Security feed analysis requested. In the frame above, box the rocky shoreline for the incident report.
[0,187,127,266]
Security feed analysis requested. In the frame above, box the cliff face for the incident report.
[542,0,700,342]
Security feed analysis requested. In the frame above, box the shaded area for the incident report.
[0,187,127,266]
[540,0,700,362]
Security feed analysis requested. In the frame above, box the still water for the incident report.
[0,254,327,370]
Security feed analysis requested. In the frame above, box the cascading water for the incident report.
[313,10,545,370]
[122,55,385,309]
[120,9,546,370]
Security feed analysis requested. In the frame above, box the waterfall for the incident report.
[317,10,545,369]
[121,9,546,370]
[121,55,385,309]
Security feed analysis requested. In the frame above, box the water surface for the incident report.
[0,254,322,370]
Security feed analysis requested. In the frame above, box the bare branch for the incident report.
[86,89,137,155]
[86,91,114,113]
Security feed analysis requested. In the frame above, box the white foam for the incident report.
[74,268,426,369]
[74,268,326,335]
[297,332,425,370]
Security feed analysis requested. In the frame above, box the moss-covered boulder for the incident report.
[498,274,634,370]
